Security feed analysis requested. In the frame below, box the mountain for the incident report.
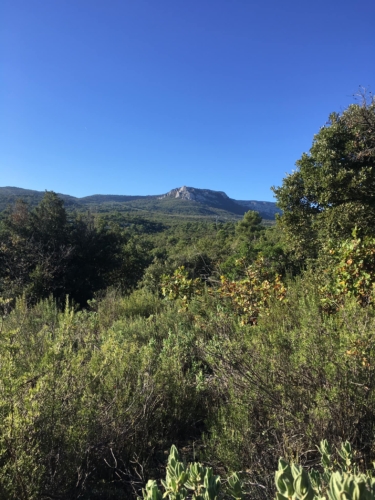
[158,186,281,219]
[0,186,281,220]
[159,186,244,214]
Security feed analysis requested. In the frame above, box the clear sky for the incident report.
[1,0,374,201]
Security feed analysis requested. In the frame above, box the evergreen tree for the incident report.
[235,210,262,239]
[0,192,125,305]
[273,92,375,260]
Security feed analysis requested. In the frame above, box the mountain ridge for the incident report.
[0,186,281,220]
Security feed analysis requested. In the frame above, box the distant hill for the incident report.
[0,187,79,210]
[159,186,280,219]
[0,186,281,220]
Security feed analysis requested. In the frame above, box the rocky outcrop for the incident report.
[159,186,229,203]
[159,186,281,218]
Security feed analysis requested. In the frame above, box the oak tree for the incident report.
[273,92,375,260]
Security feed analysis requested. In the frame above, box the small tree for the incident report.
[235,211,262,239]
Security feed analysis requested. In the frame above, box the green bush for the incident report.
[202,275,375,483]
[141,441,375,500]
[0,293,211,499]
[139,445,243,500]
[320,232,375,309]
[275,440,375,500]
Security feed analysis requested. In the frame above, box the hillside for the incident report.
[0,185,281,220]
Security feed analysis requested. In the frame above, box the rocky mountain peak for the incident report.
[159,186,230,202]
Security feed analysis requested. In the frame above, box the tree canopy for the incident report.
[0,192,125,305]
[235,210,262,239]
[273,92,375,260]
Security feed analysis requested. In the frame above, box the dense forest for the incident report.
[1,95,375,499]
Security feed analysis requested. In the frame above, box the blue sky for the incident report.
[1,0,374,201]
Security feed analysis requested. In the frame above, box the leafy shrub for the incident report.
[160,258,287,325]
[0,293,210,499]
[275,440,375,500]
[160,266,204,310]
[215,257,287,325]
[202,276,375,485]
[321,233,375,309]
[138,445,243,500]
[140,441,375,500]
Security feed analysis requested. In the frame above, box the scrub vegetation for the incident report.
[0,93,375,499]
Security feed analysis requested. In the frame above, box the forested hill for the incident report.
[0,185,281,220]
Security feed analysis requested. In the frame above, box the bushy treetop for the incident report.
[273,91,375,260]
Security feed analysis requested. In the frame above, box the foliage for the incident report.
[160,266,205,309]
[139,445,242,500]
[235,210,263,239]
[275,440,375,500]
[2,218,375,498]
[215,257,287,324]
[140,441,375,500]
[160,258,287,325]
[203,274,375,485]
[273,93,375,261]
[0,293,210,499]
[0,192,125,305]
[320,232,375,309]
